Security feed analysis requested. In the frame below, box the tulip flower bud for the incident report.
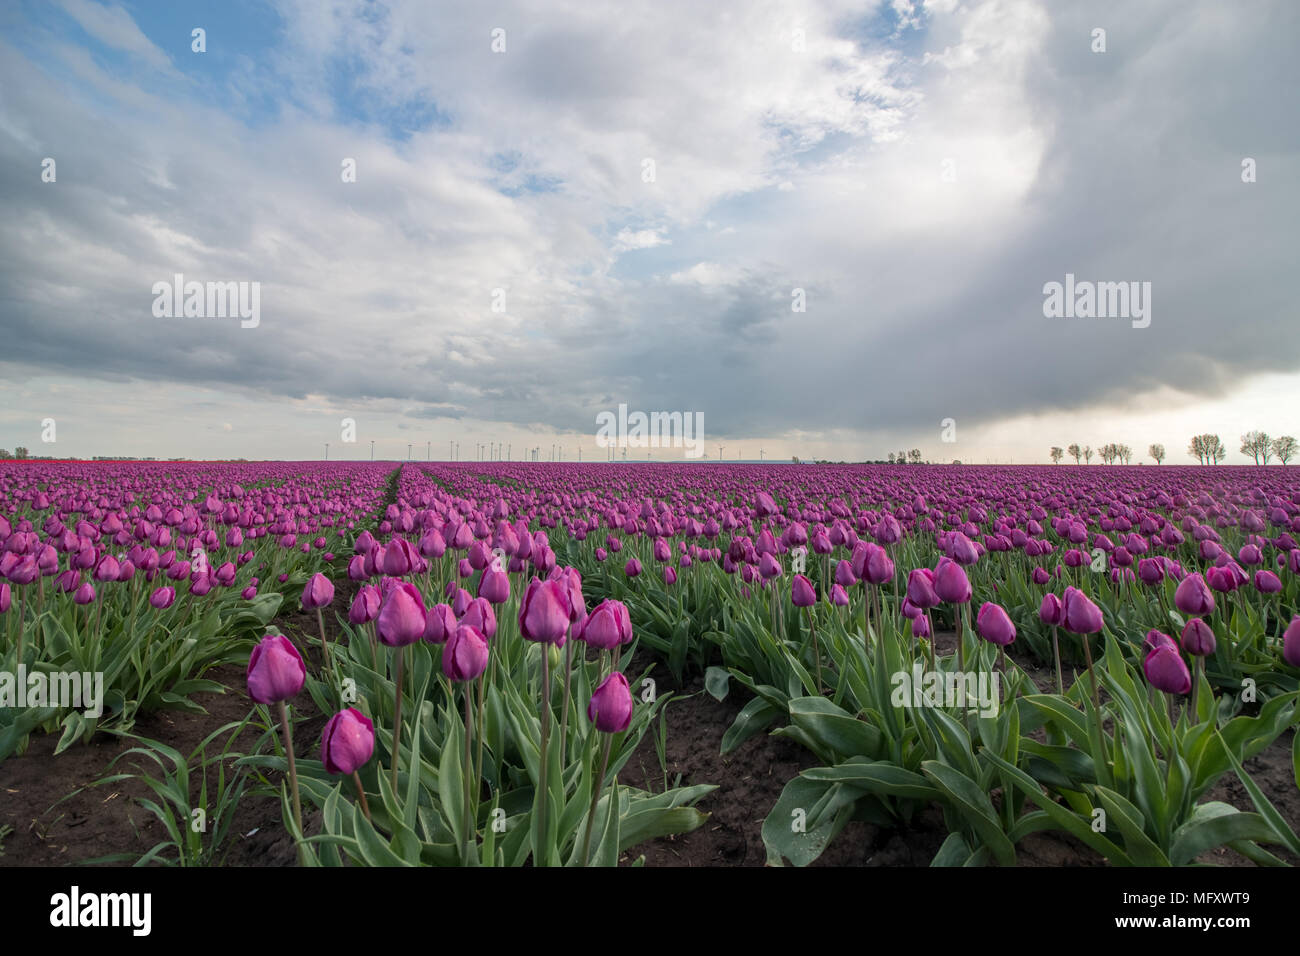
[150,586,176,609]
[1284,617,1300,668]
[934,560,972,604]
[246,634,306,704]
[301,572,334,609]
[1180,618,1216,657]
[790,573,816,607]
[518,577,570,644]
[1062,586,1104,634]
[1174,573,1215,616]
[422,602,457,644]
[906,568,939,609]
[443,625,490,682]
[1143,644,1191,695]
[376,581,426,647]
[588,671,634,733]
[976,602,1016,645]
[321,708,375,775]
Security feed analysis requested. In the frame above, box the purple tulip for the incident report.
[301,572,334,609]
[933,560,972,604]
[578,599,633,650]
[1062,586,1103,634]
[587,671,634,733]
[443,625,490,681]
[906,568,939,609]
[1143,644,1191,695]
[1180,618,1216,657]
[791,574,816,607]
[376,581,427,647]
[1174,573,1215,616]
[976,602,1016,645]
[460,597,498,642]
[518,577,571,644]
[321,708,375,775]
[247,634,306,704]
[1283,617,1300,668]
[422,602,457,644]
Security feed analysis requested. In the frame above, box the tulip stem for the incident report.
[804,608,823,695]
[580,733,614,866]
[352,771,372,822]
[316,607,333,678]
[474,670,487,796]
[1081,634,1100,711]
[1190,656,1201,721]
[1051,625,1064,696]
[536,647,552,865]
[391,646,405,796]
[17,588,26,667]
[278,701,304,865]
[957,605,966,673]
[463,683,475,861]
[559,638,574,765]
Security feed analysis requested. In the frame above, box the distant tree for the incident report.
[1099,444,1112,465]
[1050,446,1063,464]
[897,450,907,464]
[1241,430,1271,464]
[1189,434,1206,464]
[1209,435,1227,464]
[888,452,896,464]
[14,446,28,460]
[0,448,9,459]
[1272,435,1297,465]
[908,448,922,464]
[1149,443,1165,464]
[1067,443,1082,464]
[1083,445,1093,464]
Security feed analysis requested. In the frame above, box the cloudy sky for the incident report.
[1,0,1296,463]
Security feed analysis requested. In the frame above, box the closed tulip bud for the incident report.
[1174,573,1215,616]
[587,671,633,733]
[376,581,427,647]
[578,598,633,649]
[829,583,850,606]
[934,560,972,604]
[1180,618,1216,656]
[443,625,490,681]
[834,559,857,588]
[422,602,457,644]
[301,572,334,609]
[1032,566,1050,585]
[624,557,643,578]
[911,612,931,638]
[347,554,369,582]
[1252,569,1281,593]
[976,602,1016,646]
[0,583,9,613]
[1144,629,1177,654]
[460,597,498,641]
[653,538,671,562]
[116,559,137,582]
[906,568,939,609]
[478,566,510,604]
[241,585,257,600]
[865,546,894,585]
[55,569,80,593]
[1238,544,1262,566]
[1038,593,1063,626]
[74,582,96,605]
[320,707,375,775]
[791,574,816,607]
[451,586,472,616]
[246,634,306,704]
[518,577,571,644]
[663,566,677,585]
[1063,586,1104,634]
[344,584,377,624]
[1143,644,1191,695]
[190,576,213,596]
[758,552,782,580]
[1137,557,1164,586]
[1283,617,1300,668]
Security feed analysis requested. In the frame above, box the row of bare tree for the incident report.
[1048,434,1297,465]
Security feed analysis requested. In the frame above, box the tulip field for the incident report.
[1,459,1298,868]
